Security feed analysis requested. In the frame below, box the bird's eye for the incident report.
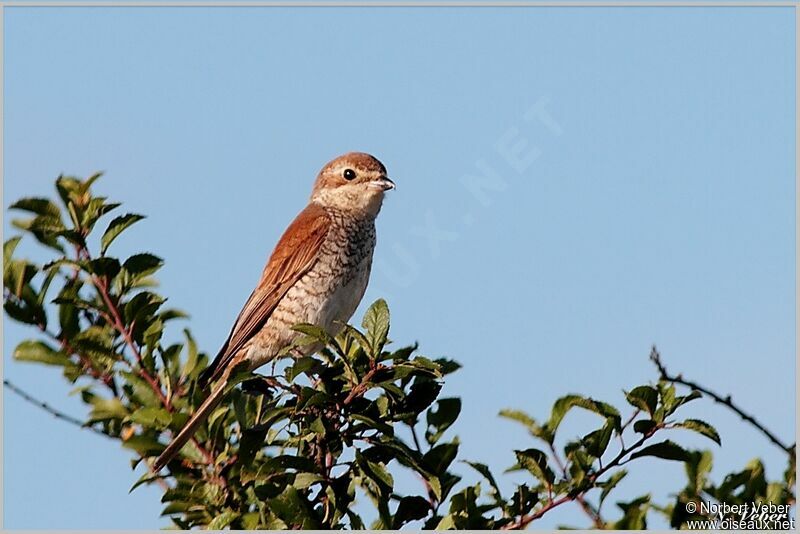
[343,168,356,181]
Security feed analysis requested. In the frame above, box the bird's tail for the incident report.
[152,380,228,472]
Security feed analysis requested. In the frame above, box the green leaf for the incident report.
[13,340,69,366]
[285,356,319,382]
[633,419,657,435]
[434,357,462,376]
[655,382,676,420]
[127,407,172,430]
[129,471,162,493]
[402,378,442,415]
[293,472,322,489]
[499,409,542,436]
[624,385,658,416]
[392,495,431,528]
[545,394,621,442]
[101,213,145,255]
[89,257,121,278]
[11,215,65,253]
[614,494,650,529]
[426,397,461,444]
[464,461,502,498]
[357,451,394,495]
[422,442,459,475]
[291,323,334,345]
[72,326,116,363]
[628,440,690,462]
[343,324,371,354]
[182,329,200,378]
[56,175,82,209]
[599,469,628,505]
[238,426,268,466]
[514,448,555,486]
[582,420,615,458]
[159,308,188,322]
[78,171,103,195]
[123,253,163,275]
[207,510,239,530]
[9,197,62,218]
[351,413,394,436]
[670,390,703,413]
[396,356,443,378]
[675,419,721,445]
[361,298,390,355]
[5,299,42,327]
[4,236,22,265]
[684,450,713,493]
[505,484,539,522]
[267,486,320,529]
[4,257,34,298]
[426,475,443,501]
[87,398,128,423]
[121,434,163,456]
[36,266,59,306]
[124,291,165,327]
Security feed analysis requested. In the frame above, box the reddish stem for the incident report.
[88,261,216,467]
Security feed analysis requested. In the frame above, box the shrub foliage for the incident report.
[4,173,795,529]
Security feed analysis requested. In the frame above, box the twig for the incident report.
[4,378,170,490]
[410,423,424,453]
[4,378,109,437]
[546,440,605,528]
[343,365,384,405]
[36,323,118,395]
[501,494,573,529]
[649,346,795,456]
[617,408,640,450]
[504,425,659,530]
[409,423,437,509]
[88,266,216,467]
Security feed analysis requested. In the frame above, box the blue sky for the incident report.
[3,5,795,529]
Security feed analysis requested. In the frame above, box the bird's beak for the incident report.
[371,175,396,191]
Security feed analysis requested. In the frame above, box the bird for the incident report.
[153,152,395,471]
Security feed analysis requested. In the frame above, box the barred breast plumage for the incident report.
[246,207,377,368]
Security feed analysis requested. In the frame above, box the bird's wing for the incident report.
[199,203,331,387]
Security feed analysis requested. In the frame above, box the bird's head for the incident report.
[310,152,395,216]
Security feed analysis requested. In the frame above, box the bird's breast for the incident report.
[306,212,376,332]
[257,211,377,355]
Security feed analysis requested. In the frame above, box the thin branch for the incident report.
[88,266,216,467]
[409,423,437,510]
[501,494,573,529]
[650,346,795,456]
[343,364,384,405]
[39,324,118,395]
[410,423,424,453]
[617,408,640,450]
[504,425,659,530]
[4,378,109,437]
[546,440,605,528]
[4,378,169,490]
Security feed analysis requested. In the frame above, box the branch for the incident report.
[343,364,384,405]
[3,378,170,491]
[546,441,605,528]
[504,424,659,530]
[4,378,109,437]
[87,261,216,467]
[38,324,118,395]
[501,494,573,530]
[650,346,795,456]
